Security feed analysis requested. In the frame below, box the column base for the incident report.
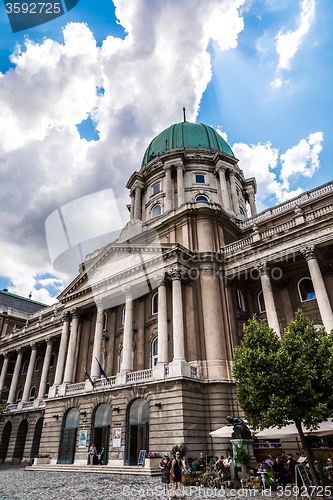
[152,363,167,380]
[57,384,67,396]
[48,385,58,398]
[168,359,191,378]
[116,371,128,385]
[200,359,232,380]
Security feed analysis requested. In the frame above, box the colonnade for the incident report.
[253,245,333,336]
[130,160,257,220]
[0,338,53,404]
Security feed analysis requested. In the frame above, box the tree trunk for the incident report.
[294,419,320,487]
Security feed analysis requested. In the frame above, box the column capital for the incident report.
[215,161,226,173]
[45,337,53,347]
[122,285,133,300]
[61,311,71,322]
[133,180,144,191]
[246,185,255,196]
[163,164,172,172]
[167,265,185,281]
[70,308,81,320]
[152,273,166,286]
[30,343,37,351]
[95,298,105,312]
[301,245,316,261]
[16,347,22,354]
[175,162,184,172]
[255,261,269,277]
[1,351,8,359]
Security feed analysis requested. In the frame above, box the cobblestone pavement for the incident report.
[0,467,324,500]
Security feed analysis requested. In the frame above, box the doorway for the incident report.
[91,403,111,465]
[58,408,79,464]
[126,399,149,465]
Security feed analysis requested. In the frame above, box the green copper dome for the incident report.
[142,122,234,167]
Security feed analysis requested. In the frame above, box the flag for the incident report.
[82,363,95,387]
[95,357,110,382]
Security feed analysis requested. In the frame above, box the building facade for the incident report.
[0,121,333,467]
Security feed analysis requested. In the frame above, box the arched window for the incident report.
[151,338,158,368]
[100,353,104,369]
[239,206,246,217]
[119,349,123,372]
[121,305,126,325]
[195,174,206,184]
[152,182,161,195]
[195,194,209,202]
[21,361,29,375]
[7,361,15,375]
[151,292,158,315]
[258,291,266,313]
[29,386,36,401]
[236,289,246,312]
[103,312,108,331]
[44,383,50,398]
[49,353,55,368]
[298,278,316,302]
[16,388,23,403]
[34,357,41,372]
[151,204,162,218]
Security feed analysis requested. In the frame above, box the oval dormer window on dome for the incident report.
[195,194,209,202]
[151,204,162,218]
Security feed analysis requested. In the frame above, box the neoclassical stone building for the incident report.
[1,121,333,468]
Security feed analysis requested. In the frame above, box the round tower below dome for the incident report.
[141,122,234,168]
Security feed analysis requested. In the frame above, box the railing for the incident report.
[260,219,296,239]
[94,377,116,390]
[305,203,333,222]
[126,369,152,384]
[65,382,86,396]
[224,235,253,256]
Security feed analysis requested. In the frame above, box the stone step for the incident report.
[26,464,161,476]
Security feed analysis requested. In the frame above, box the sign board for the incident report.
[296,464,314,498]
[112,427,121,448]
[138,449,146,466]
[78,430,87,448]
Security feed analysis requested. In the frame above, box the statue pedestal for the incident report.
[230,438,255,480]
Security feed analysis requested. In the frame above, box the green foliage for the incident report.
[172,443,188,459]
[0,387,8,422]
[182,475,195,486]
[233,311,333,430]
[315,452,333,488]
[235,445,251,464]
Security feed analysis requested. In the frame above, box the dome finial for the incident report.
[183,107,186,123]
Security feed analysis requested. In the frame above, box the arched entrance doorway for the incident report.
[0,421,12,464]
[91,403,111,465]
[58,408,79,464]
[30,418,44,461]
[126,398,149,465]
[13,419,28,464]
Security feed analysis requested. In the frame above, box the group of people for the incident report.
[264,450,297,487]
[159,452,189,499]
[88,444,105,465]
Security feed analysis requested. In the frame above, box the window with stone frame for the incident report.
[16,388,23,403]
[151,292,158,315]
[195,173,206,184]
[298,277,316,302]
[151,337,158,367]
[152,182,161,195]
[34,357,41,372]
[49,353,55,368]
[103,312,108,331]
[29,386,36,401]
[236,289,246,312]
[6,361,15,375]
[121,305,126,325]
[45,382,50,398]
[195,194,209,202]
[21,360,29,375]
[119,348,123,372]
[151,204,162,218]
[258,290,266,313]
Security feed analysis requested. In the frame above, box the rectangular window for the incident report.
[195,174,205,184]
[152,182,161,195]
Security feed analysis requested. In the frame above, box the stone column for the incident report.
[54,312,71,386]
[246,186,257,216]
[37,339,53,399]
[216,163,231,210]
[0,353,9,392]
[136,298,145,371]
[176,163,185,207]
[163,164,172,212]
[258,263,281,336]
[90,302,104,379]
[169,267,186,361]
[158,281,168,364]
[121,289,134,372]
[63,308,80,384]
[302,246,333,333]
[130,191,135,220]
[134,182,143,221]
[22,344,37,402]
[229,170,240,215]
[8,348,23,404]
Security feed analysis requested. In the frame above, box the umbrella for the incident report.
[210,425,256,438]
[255,419,333,439]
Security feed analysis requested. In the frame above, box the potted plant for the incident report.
[34,453,50,465]
[145,452,162,468]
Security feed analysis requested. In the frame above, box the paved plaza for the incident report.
[0,467,317,500]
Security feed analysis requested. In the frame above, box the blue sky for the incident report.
[0,0,332,302]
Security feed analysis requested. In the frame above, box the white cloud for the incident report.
[271,0,316,86]
[0,0,246,301]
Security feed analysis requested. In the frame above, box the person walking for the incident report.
[88,443,97,465]
[171,451,188,499]
[159,455,172,500]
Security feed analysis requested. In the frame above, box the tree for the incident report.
[0,387,9,423]
[233,311,333,486]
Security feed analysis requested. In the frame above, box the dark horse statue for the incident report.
[227,416,252,439]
